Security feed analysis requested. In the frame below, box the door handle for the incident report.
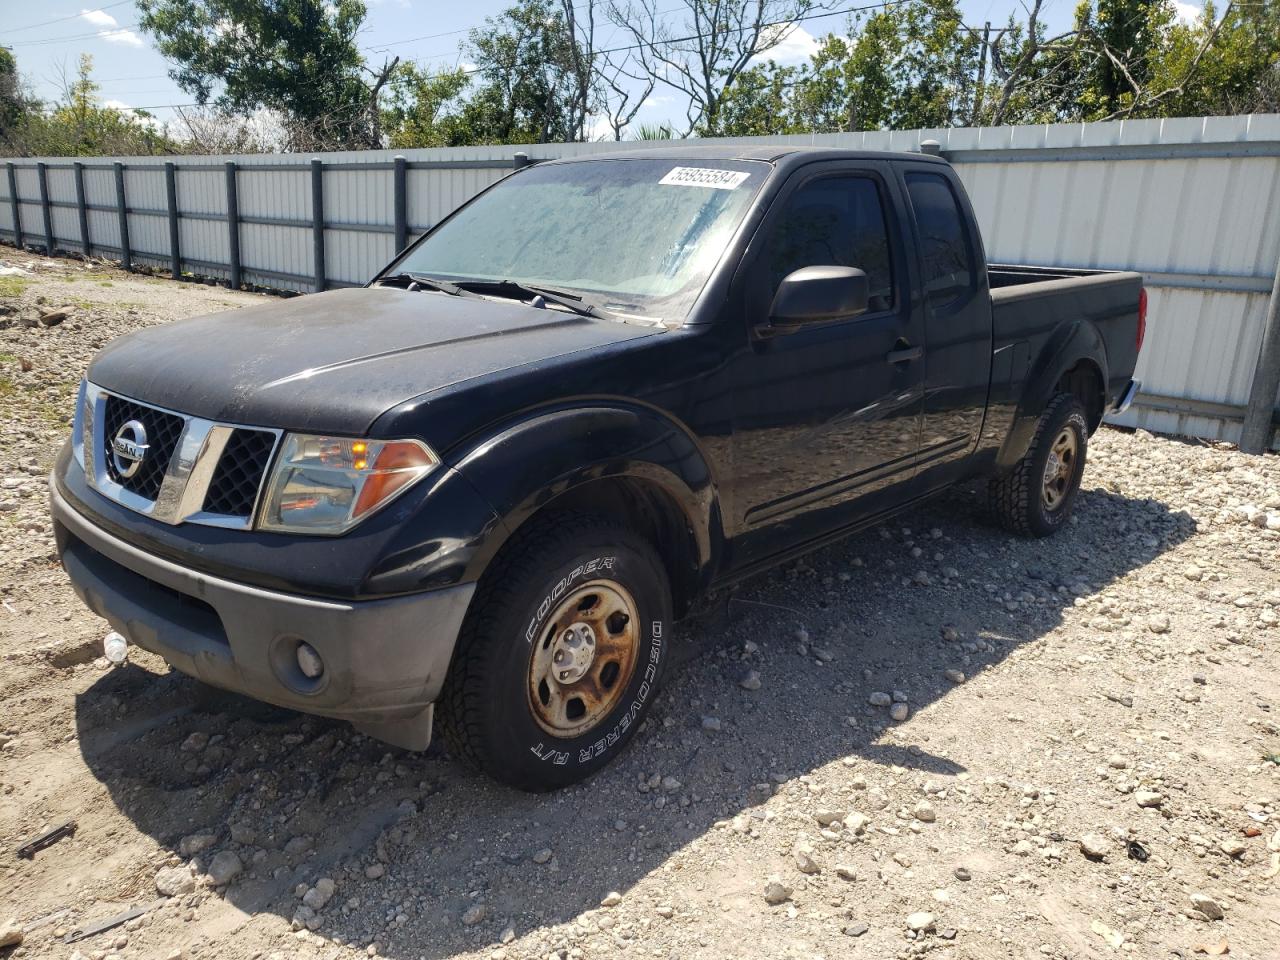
[886,341,924,364]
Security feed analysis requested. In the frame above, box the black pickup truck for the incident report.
[50,146,1144,790]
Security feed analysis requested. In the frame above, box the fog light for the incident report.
[296,642,324,679]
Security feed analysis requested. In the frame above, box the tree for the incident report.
[712,61,802,135]
[382,66,474,148]
[460,0,603,143]
[3,54,177,156]
[1122,0,1279,117]
[0,48,33,146]
[606,0,820,135]
[136,0,398,150]
[709,0,980,135]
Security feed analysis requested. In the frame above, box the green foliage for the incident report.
[4,0,1277,155]
[2,55,178,157]
[0,48,30,143]
[137,0,386,148]
[0,275,30,298]
[631,122,676,140]
[384,0,593,147]
[712,0,1280,135]
[383,66,474,148]
[709,0,980,135]
[1139,1,1280,116]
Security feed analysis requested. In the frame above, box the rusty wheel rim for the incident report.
[527,580,640,738]
[1041,425,1079,511]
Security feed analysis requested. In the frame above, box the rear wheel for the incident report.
[439,513,671,791]
[989,393,1089,537]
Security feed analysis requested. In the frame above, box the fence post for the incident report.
[4,163,19,249]
[74,161,90,257]
[164,161,181,280]
[113,161,131,271]
[513,152,530,169]
[37,162,54,255]
[393,155,407,253]
[311,157,326,293]
[224,160,241,289]
[1240,257,1280,454]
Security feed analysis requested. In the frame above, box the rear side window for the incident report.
[905,172,975,306]
[766,176,895,312]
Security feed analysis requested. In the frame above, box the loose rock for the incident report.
[763,878,792,905]
[1080,833,1112,860]
[155,867,196,897]
[206,850,243,885]
[906,911,936,932]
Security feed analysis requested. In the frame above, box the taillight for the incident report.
[1136,287,1147,353]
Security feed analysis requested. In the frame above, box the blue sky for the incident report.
[2,0,1200,137]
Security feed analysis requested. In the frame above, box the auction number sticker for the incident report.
[659,166,750,190]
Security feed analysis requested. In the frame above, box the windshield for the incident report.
[387,158,767,325]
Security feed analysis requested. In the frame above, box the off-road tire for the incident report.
[989,393,1089,538]
[439,513,672,791]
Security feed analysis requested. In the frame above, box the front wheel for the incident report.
[439,513,672,791]
[989,393,1089,537]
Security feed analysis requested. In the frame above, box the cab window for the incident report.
[765,176,895,313]
[904,172,976,306]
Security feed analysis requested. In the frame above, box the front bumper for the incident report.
[51,479,474,748]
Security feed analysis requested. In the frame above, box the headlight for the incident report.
[258,434,439,535]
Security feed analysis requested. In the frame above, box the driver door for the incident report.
[728,163,926,565]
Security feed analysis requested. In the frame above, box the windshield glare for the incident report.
[390,159,766,324]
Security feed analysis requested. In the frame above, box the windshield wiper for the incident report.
[450,279,618,321]
[377,272,481,299]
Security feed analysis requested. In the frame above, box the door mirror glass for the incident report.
[769,265,870,327]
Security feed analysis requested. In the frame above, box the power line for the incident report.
[392,0,910,82]
[8,23,144,47]
[27,0,913,113]
[367,0,621,51]
[3,0,134,35]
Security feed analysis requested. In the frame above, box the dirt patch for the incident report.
[1,250,1278,960]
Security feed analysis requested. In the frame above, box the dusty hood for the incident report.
[87,287,659,434]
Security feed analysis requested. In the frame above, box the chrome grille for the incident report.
[101,394,185,499]
[202,429,277,518]
[81,381,281,530]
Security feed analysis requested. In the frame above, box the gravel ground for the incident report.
[1,251,1278,960]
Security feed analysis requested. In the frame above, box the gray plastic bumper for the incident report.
[50,479,473,749]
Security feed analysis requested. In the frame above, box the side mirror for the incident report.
[767,266,870,331]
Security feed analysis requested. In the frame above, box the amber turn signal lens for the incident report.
[352,441,438,520]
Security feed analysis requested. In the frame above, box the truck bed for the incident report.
[982,263,1144,446]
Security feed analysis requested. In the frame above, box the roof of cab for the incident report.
[542,144,949,168]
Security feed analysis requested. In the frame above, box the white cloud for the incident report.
[79,8,118,27]
[753,24,820,65]
[1173,1,1201,23]
[100,28,145,47]
[102,99,165,130]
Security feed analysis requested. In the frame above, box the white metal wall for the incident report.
[2,114,1278,445]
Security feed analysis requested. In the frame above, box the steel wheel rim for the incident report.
[1041,425,1079,511]
[527,580,640,738]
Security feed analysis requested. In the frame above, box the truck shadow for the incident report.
[73,482,1194,958]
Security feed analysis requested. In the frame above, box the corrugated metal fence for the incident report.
[2,115,1278,448]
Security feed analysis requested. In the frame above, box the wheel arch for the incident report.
[996,319,1109,472]
[452,403,722,618]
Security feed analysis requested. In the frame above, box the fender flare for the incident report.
[450,402,722,587]
[996,319,1109,472]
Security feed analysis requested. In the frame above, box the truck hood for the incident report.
[87,287,661,434]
